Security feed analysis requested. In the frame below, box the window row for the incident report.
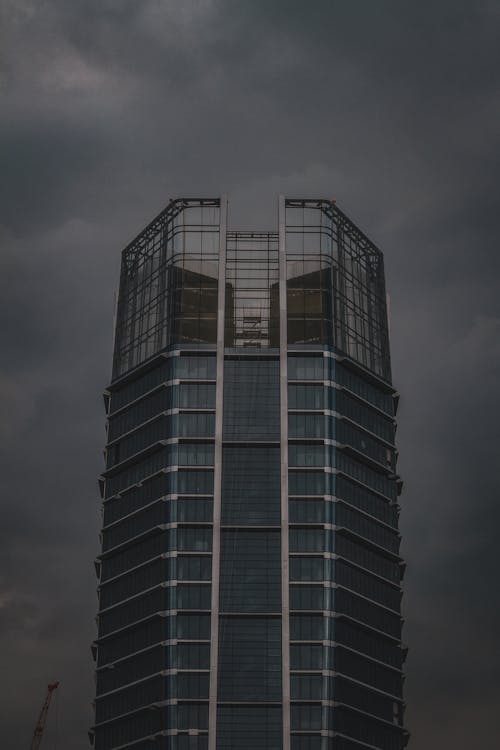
[107,414,216,468]
[335,363,394,413]
[336,476,398,527]
[96,672,212,724]
[337,389,395,442]
[336,559,401,611]
[335,502,399,553]
[335,589,401,639]
[101,527,213,582]
[109,383,216,441]
[96,643,167,694]
[97,613,212,666]
[336,534,400,583]
[337,453,397,500]
[100,555,212,609]
[338,420,395,469]
[94,703,209,747]
[105,445,215,497]
[335,646,402,696]
[109,356,216,414]
[103,497,214,551]
[288,498,399,552]
[98,584,212,638]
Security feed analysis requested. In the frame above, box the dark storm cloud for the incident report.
[1,1,499,747]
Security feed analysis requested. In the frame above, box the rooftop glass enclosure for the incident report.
[93,197,407,750]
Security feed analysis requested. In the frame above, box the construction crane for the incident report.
[30,681,59,750]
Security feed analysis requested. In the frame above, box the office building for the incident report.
[92,196,407,750]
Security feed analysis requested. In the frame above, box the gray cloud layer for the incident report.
[1,1,499,747]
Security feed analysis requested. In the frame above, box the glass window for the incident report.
[177,701,209,730]
[178,412,215,438]
[335,362,394,414]
[290,585,325,610]
[288,413,325,439]
[290,614,325,641]
[290,643,324,670]
[336,560,400,611]
[290,557,325,581]
[288,384,324,410]
[178,383,216,409]
[97,617,167,665]
[288,356,324,380]
[335,476,398,527]
[95,674,164,723]
[337,390,394,442]
[176,584,211,610]
[334,620,402,668]
[289,444,326,467]
[177,527,212,552]
[335,502,399,553]
[177,470,214,495]
[289,528,326,553]
[289,498,326,524]
[177,673,210,699]
[177,643,210,670]
[335,589,401,639]
[339,420,394,469]
[336,534,400,582]
[109,361,171,413]
[177,556,212,581]
[99,558,169,609]
[176,613,211,640]
[176,443,214,467]
[174,355,216,380]
[288,471,326,496]
[105,448,169,498]
[96,643,167,694]
[337,453,396,500]
[177,497,213,523]
[291,703,322,731]
[290,674,323,700]
[101,530,171,581]
[102,499,167,551]
[291,734,322,750]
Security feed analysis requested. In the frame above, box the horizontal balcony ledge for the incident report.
[333,498,400,534]
[106,411,216,448]
[218,611,282,617]
[96,639,211,671]
[102,443,170,479]
[338,444,395,477]
[335,526,403,563]
[335,612,401,643]
[221,439,280,445]
[102,496,170,531]
[335,469,397,504]
[335,584,402,617]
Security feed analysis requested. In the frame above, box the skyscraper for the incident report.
[92,196,407,750]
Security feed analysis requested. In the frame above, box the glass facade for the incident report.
[92,197,408,750]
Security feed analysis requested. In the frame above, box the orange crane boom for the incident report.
[30,682,59,750]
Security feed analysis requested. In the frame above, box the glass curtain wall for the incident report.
[94,199,221,750]
[285,199,406,750]
[92,197,407,750]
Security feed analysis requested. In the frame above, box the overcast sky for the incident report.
[1,1,500,747]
